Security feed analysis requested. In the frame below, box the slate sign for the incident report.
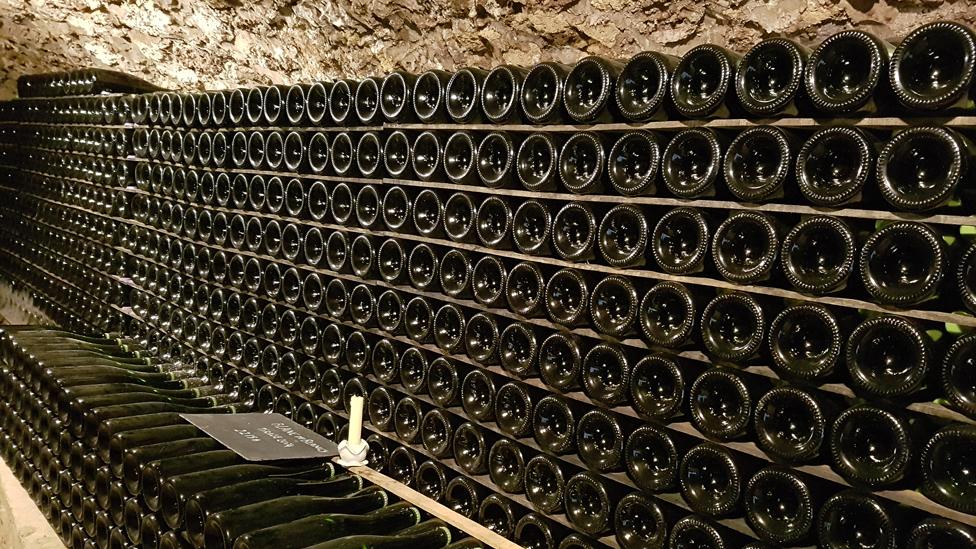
[181,413,338,461]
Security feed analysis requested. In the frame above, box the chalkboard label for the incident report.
[181,413,338,461]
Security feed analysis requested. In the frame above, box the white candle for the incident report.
[347,395,364,447]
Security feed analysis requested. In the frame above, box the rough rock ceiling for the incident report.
[1,0,974,98]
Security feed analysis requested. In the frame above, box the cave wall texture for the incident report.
[1,0,975,99]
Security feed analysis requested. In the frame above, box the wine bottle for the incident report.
[638,281,699,349]
[515,513,559,549]
[453,422,493,474]
[768,304,844,380]
[420,408,458,458]
[576,409,624,472]
[780,215,855,294]
[475,196,512,249]
[494,382,533,438]
[552,202,597,261]
[482,65,526,123]
[711,211,780,284]
[589,275,638,337]
[488,438,525,493]
[472,256,506,307]
[463,313,499,365]
[558,133,606,194]
[412,70,452,122]
[521,62,570,124]
[433,304,465,355]
[700,292,766,363]
[532,395,581,455]
[564,472,616,535]
[607,131,661,196]
[805,30,891,114]
[479,494,516,539]
[876,126,975,212]
[444,476,483,518]
[679,443,744,516]
[597,205,647,267]
[505,262,545,317]
[404,297,434,344]
[446,68,487,123]
[829,405,914,487]
[889,21,976,112]
[563,56,623,123]
[651,207,711,275]
[443,192,477,243]
[613,492,669,549]
[629,354,685,421]
[624,424,681,493]
[615,51,676,122]
[203,487,389,549]
[907,517,976,548]
[378,240,406,285]
[920,424,976,514]
[476,132,517,188]
[845,315,933,396]
[582,344,630,406]
[183,474,363,546]
[512,200,552,255]
[795,126,877,206]
[516,134,560,191]
[670,44,739,118]
[735,38,808,116]
[439,250,472,298]
[816,490,896,549]
[524,454,565,515]
[688,366,761,440]
[538,333,582,392]
[443,132,477,184]
[723,126,793,202]
[380,72,417,122]
[661,128,724,198]
[231,503,421,549]
[744,466,816,545]
[941,333,976,418]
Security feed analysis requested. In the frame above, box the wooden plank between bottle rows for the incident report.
[93,236,976,531]
[10,190,976,431]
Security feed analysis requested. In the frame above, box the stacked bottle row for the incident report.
[116,21,976,129]
[0,326,486,549]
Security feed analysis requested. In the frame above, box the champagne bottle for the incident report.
[700,292,766,363]
[544,269,588,327]
[506,262,545,317]
[615,51,676,122]
[941,334,976,418]
[711,211,780,284]
[563,56,623,123]
[688,367,761,441]
[202,487,389,549]
[589,275,638,337]
[303,521,452,549]
[446,68,487,123]
[232,503,421,549]
[679,443,744,516]
[768,304,844,380]
[795,126,877,206]
[753,385,836,463]
[494,382,533,438]
[521,62,570,124]
[661,128,724,198]
[582,344,630,405]
[512,200,552,255]
[890,21,976,112]
[482,65,526,123]
[670,44,739,118]
[488,438,525,493]
[845,315,933,396]
[876,126,975,212]
[461,370,496,422]
[907,517,976,548]
[413,70,452,123]
[444,477,483,519]
[804,30,891,114]
[829,405,914,487]
[629,354,685,421]
[920,424,976,514]
[613,492,669,549]
[182,474,363,547]
[516,134,560,191]
[624,424,680,493]
[564,472,616,535]
[780,215,855,294]
[558,133,606,194]
[532,395,582,455]
[524,454,565,515]
[735,38,808,116]
[598,205,648,267]
[576,409,624,472]
[651,207,711,275]
[723,126,793,202]
[816,490,896,549]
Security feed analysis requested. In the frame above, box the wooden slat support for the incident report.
[338,460,525,549]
